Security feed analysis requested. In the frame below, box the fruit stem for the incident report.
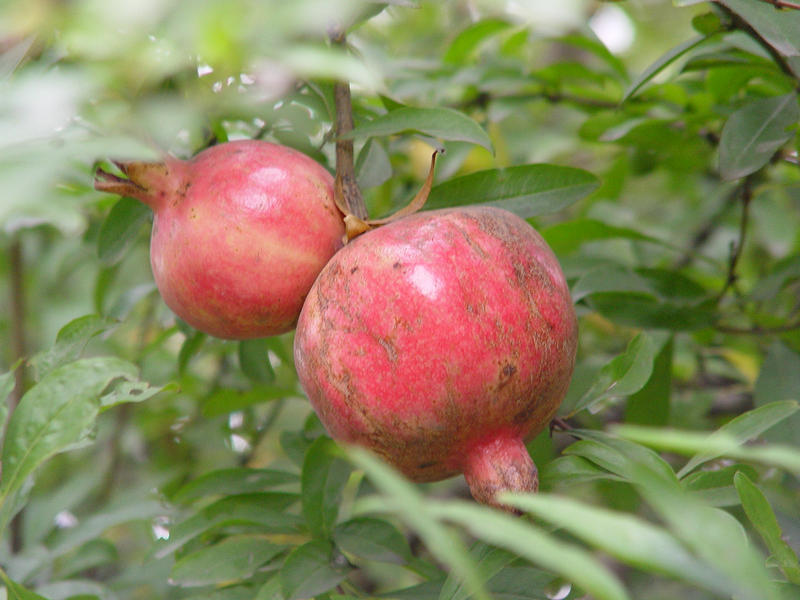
[461,433,538,513]
[330,30,368,221]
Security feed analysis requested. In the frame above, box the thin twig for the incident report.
[717,176,754,301]
[759,0,800,10]
[7,238,27,554]
[330,30,368,220]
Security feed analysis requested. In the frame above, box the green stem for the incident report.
[7,237,27,554]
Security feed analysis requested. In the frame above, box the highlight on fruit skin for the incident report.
[293,206,578,511]
[94,139,344,340]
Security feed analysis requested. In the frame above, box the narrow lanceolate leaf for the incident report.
[734,472,800,585]
[425,164,599,218]
[238,338,276,383]
[302,437,352,539]
[0,357,141,535]
[348,107,493,152]
[632,465,782,600]
[504,493,742,599]
[718,92,799,181]
[677,400,800,477]
[427,500,630,600]
[623,34,710,102]
[346,447,491,600]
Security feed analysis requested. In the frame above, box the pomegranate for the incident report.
[95,140,344,339]
[294,206,578,509]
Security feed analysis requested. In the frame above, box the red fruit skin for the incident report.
[96,140,343,339]
[294,206,578,508]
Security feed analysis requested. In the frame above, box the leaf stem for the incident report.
[7,237,27,554]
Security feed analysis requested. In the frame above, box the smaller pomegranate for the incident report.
[294,206,578,510]
[95,140,344,339]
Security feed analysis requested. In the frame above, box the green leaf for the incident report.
[623,34,710,102]
[613,422,800,477]
[302,437,352,539]
[541,455,625,488]
[29,315,118,379]
[201,385,293,418]
[542,219,660,255]
[346,447,491,600]
[625,336,672,426]
[427,501,631,600]
[631,463,781,600]
[718,0,800,77]
[355,138,392,189]
[439,543,515,600]
[97,196,151,265]
[555,34,628,80]
[734,471,800,585]
[0,570,49,600]
[238,339,276,383]
[0,357,141,536]
[178,331,207,375]
[718,92,799,181]
[333,517,411,564]
[564,332,669,416]
[562,430,679,485]
[754,342,800,446]
[677,400,800,477]
[443,19,513,64]
[173,467,299,503]
[152,493,302,559]
[170,534,284,587]
[504,493,743,598]
[348,107,493,152]
[0,368,15,430]
[425,164,599,218]
[280,540,350,600]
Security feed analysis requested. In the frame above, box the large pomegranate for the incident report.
[95,140,344,339]
[294,206,578,509]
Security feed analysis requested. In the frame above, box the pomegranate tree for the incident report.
[294,206,578,509]
[95,140,344,339]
